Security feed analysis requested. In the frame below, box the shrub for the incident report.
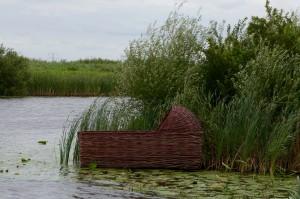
[201,46,300,173]
[198,19,255,105]
[247,0,300,55]
[191,0,300,105]
[0,44,30,96]
[118,4,208,105]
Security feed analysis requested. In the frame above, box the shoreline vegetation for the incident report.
[60,0,300,181]
[28,58,119,96]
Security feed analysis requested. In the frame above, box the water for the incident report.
[0,97,297,198]
[0,97,162,199]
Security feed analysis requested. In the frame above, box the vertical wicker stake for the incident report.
[78,106,202,169]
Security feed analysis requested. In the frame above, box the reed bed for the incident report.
[28,59,118,96]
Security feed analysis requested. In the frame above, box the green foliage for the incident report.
[29,59,118,96]
[200,46,300,173]
[247,0,300,55]
[289,176,300,199]
[190,0,300,105]
[235,46,300,112]
[0,44,30,96]
[119,4,208,105]
[62,1,300,175]
[199,19,255,104]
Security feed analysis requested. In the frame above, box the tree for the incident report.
[0,44,30,96]
[119,5,208,105]
[247,0,300,55]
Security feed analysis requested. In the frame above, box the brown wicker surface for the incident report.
[78,106,202,169]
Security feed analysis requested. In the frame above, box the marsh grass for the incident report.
[29,59,118,96]
[170,46,300,176]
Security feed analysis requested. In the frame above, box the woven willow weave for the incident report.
[78,106,202,169]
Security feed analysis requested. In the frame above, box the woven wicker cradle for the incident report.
[78,106,202,170]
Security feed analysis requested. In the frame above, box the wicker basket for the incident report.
[78,106,202,169]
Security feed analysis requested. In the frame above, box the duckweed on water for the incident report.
[74,169,297,198]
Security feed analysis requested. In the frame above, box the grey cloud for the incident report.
[0,0,299,60]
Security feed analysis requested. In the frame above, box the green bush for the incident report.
[198,19,255,105]
[0,44,30,96]
[118,4,208,105]
[201,46,300,174]
[247,0,300,55]
[191,0,300,105]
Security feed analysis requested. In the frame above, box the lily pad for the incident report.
[21,158,30,163]
[38,140,47,145]
[88,163,97,170]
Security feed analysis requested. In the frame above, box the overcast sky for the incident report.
[0,0,299,61]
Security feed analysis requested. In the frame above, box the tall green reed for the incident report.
[29,59,118,96]
[290,176,300,199]
[30,71,115,96]
[173,46,300,174]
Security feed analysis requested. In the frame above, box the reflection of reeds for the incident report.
[28,59,118,96]
[289,176,300,199]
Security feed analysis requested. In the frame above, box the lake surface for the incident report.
[0,97,298,198]
[0,97,162,199]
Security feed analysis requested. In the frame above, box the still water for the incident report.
[0,97,297,199]
[0,97,162,199]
